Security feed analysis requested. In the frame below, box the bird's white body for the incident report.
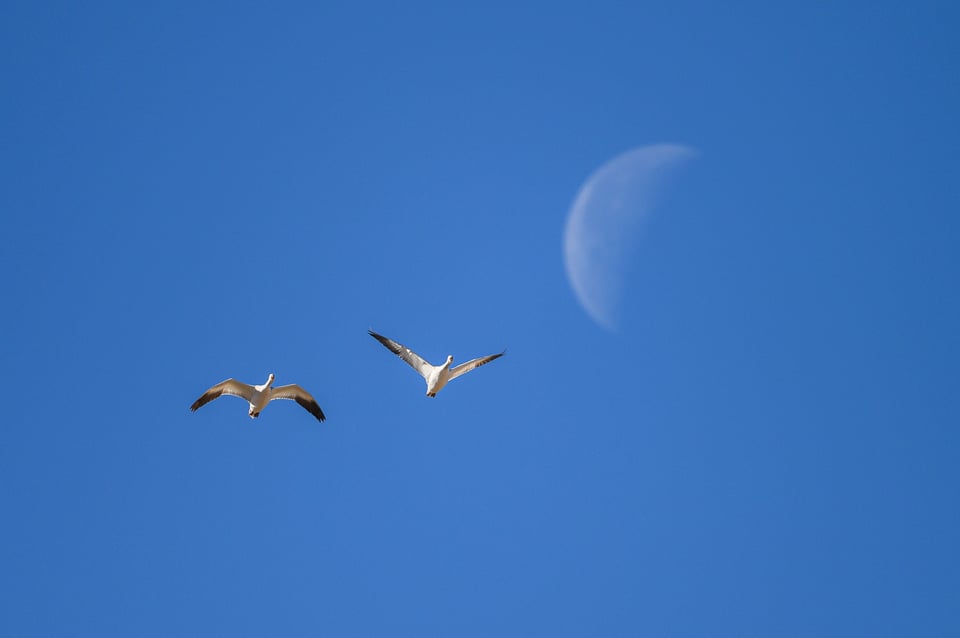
[423,355,455,397]
[246,374,276,417]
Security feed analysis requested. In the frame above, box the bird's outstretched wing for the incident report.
[271,384,326,423]
[190,379,255,411]
[368,330,432,378]
[449,351,505,381]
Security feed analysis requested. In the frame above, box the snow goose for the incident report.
[368,330,504,397]
[190,373,326,422]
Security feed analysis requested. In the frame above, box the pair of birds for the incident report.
[190,330,506,423]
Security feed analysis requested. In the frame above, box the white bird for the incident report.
[190,373,326,422]
[369,330,504,397]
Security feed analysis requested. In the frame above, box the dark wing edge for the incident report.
[190,388,224,411]
[295,396,326,423]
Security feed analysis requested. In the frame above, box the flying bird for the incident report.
[190,373,326,422]
[368,330,504,397]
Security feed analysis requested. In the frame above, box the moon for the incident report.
[563,143,698,332]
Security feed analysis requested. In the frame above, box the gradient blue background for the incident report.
[2,1,958,636]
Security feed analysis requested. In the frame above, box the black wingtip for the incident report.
[368,330,391,347]
[296,396,326,423]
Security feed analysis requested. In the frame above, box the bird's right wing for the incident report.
[190,378,255,411]
[271,384,326,423]
[368,330,431,378]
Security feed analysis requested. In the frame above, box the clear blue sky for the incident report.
[2,1,958,636]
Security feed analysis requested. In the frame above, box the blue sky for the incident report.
[2,1,958,636]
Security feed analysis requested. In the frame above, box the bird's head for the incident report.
[267,373,275,384]
[446,355,454,364]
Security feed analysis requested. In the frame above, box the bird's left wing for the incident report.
[449,351,505,380]
[271,384,326,422]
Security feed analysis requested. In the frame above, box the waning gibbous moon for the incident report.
[563,143,698,332]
